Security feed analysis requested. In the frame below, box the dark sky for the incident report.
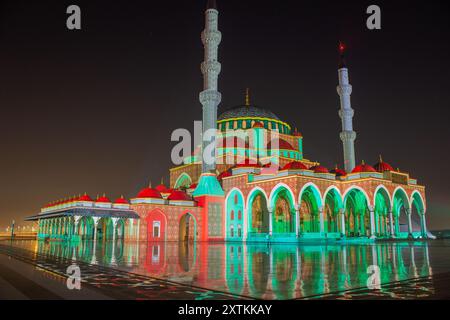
[0,0,449,230]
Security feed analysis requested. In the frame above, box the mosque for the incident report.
[27,0,431,243]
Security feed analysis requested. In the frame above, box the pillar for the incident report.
[406,209,413,238]
[421,212,428,238]
[295,206,300,238]
[93,217,100,242]
[319,207,325,235]
[340,209,346,237]
[369,207,376,239]
[268,207,273,237]
[389,210,395,238]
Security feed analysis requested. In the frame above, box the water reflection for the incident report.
[30,240,436,299]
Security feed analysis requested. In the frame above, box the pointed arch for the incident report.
[269,183,296,234]
[225,188,245,240]
[174,173,193,189]
[323,186,344,233]
[298,182,323,233]
[246,187,270,236]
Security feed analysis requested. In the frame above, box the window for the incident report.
[230,210,234,220]
[153,221,161,238]
[238,225,242,237]
[234,194,238,204]
[238,210,242,220]
[230,225,234,237]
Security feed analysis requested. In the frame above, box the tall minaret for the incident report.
[200,0,222,173]
[337,42,356,173]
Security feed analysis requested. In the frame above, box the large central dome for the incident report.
[218,104,281,121]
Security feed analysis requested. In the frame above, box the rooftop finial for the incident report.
[379,154,383,163]
[245,88,250,106]
[338,41,347,68]
[207,0,217,10]
[149,180,152,188]
[161,177,164,185]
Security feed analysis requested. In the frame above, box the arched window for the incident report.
[237,225,242,237]
[230,225,234,237]
[230,210,235,220]
[234,194,238,204]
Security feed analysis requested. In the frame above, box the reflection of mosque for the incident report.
[35,240,434,299]
[28,1,431,244]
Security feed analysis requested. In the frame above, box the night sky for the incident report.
[0,0,449,230]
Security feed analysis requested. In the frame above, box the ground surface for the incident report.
[1,240,450,300]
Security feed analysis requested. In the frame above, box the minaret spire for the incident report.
[199,0,222,173]
[337,42,356,173]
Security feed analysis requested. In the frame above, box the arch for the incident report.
[374,185,392,237]
[269,184,296,234]
[225,188,245,240]
[178,212,198,242]
[97,217,114,241]
[147,209,168,241]
[174,173,193,189]
[246,187,270,236]
[323,186,344,233]
[343,187,370,237]
[410,190,425,214]
[298,183,322,233]
[392,187,410,235]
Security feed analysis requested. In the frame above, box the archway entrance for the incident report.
[179,213,197,242]
[344,188,369,237]
[248,191,269,236]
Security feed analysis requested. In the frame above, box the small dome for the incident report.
[352,161,377,173]
[311,165,329,174]
[155,184,169,194]
[96,194,111,203]
[267,139,295,151]
[79,193,93,202]
[168,190,192,201]
[137,185,162,199]
[373,156,394,172]
[282,161,308,170]
[114,195,128,204]
[330,166,347,177]
[188,184,198,189]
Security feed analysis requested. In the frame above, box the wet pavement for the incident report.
[1,239,450,300]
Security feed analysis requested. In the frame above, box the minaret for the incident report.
[193,0,224,199]
[337,42,356,173]
[200,0,222,173]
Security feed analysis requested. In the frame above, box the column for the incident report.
[406,209,413,238]
[389,210,395,238]
[369,207,376,239]
[268,207,273,237]
[319,207,325,235]
[421,212,428,238]
[295,206,300,238]
[340,209,346,237]
[93,217,100,242]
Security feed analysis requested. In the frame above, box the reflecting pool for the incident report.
[10,240,450,299]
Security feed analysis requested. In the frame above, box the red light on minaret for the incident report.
[339,41,346,53]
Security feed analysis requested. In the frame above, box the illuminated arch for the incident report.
[343,187,370,237]
[174,173,193,189]
[246,187,270,235]
[323,186,344,233]
[225,188,245,240]
[374,185,392,237]
[410,190,426,214]
[178,211,198,242]
[269,183,296,234]
[298,183,323,233]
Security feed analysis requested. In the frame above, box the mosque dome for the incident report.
[373,156,394,172]
[155,183,169,194]
[311,165,329,174]
[217,169,232,180]
[352,161,377,173]
[282,161,308,170]
[330,166,347,177]
[137,185,162,199]
[96,194,111,203]
[266,139,295,151]
[218,105,281,122]
[114,196,129,204]
[78,193,92,201]
[168,190,192,201]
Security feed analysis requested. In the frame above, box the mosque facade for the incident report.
[27,0,431,243]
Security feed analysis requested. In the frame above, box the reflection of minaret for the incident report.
[337,42,356,173]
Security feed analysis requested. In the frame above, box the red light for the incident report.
[339,42,346,53]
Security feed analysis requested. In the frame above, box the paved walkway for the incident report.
[1,241,450,300]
